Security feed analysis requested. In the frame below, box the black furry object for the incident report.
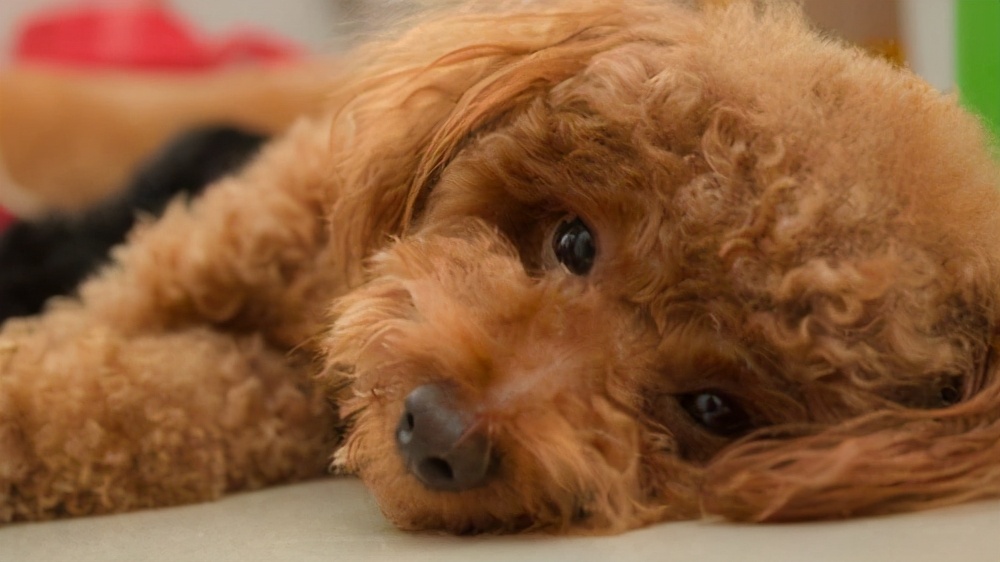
[0,125,268,322]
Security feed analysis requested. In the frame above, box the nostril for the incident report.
[417,457,454,485]
[405,412,415,430]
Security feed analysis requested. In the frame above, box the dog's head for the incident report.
[320,1,1000,533]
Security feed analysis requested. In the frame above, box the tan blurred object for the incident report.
[802,0,904,65]
[0,62,335,216]
[802,0,900,45]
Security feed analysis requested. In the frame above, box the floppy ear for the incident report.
[323,6,634,275]
[700,343,1000,522]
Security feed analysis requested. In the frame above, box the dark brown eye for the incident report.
[552,217,595,275]
[678,391,751,436]
[939,377,963,407]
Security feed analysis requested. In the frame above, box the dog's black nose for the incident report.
[396,383,493,492]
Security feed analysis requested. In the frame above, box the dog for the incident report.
[1,0,999,534]
[0,125,267,322]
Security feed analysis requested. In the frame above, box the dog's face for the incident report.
[322,3,1000,534]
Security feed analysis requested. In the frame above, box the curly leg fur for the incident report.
[0,316,332,521]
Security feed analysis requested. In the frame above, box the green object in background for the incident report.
[956,0,1000,144]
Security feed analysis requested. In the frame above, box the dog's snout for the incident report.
[396,384,493,492]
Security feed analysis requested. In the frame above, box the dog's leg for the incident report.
[0,117,345,522]
[0,312,334,522]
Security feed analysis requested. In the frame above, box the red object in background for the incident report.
[0,207,13,232]
[13,2,302,71]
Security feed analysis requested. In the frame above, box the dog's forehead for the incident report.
[556,37,958,183]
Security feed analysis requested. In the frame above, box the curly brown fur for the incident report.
[1,0,999,534]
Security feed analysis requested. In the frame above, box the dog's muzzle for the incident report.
[395,383,494,492]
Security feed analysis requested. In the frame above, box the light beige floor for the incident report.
[1,479,998,562]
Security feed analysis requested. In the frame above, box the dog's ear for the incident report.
[700,342,1000,521]
[322,3,696,278]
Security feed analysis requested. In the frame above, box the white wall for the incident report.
[899,0,955,92]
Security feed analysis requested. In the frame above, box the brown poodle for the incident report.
[2,0,999,534]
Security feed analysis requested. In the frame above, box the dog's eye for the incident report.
[939,377,963,407]
[678,391,751,436]
[552,217,595,275]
